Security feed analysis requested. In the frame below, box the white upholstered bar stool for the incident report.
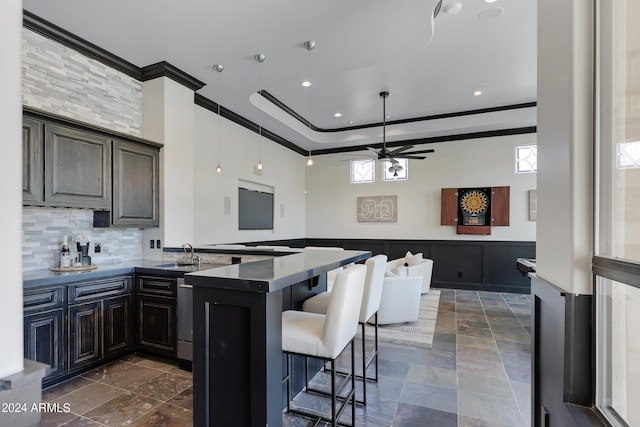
[282,264,367,427]
[302,254,387,405]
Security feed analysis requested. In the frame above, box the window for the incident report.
[515,145,537,173]
[595,0,640,424]
[383,158,408,181]
[351,159,375,183]
[617,141,640,169]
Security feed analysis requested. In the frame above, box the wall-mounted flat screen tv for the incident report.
[238,187,274,230]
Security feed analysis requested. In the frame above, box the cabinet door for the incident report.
[24,309,64,383]
[22,118,43,204]
[44,124,111,209]
[440,188,459,226]
[104,295,134,356]
[137,294,176,358]
[491,186,510,226]
[112,140,159,227]
[68,301,102,373]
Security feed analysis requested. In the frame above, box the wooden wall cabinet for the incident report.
[22,118,43,204]
[112,140,159,227]
[441,186,510,235]
[22,111,161,228]
[136,275,177,358]
[44,124,111,209]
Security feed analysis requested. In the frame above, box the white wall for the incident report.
[193,106,306,245]
[306,133,537,241]
[142,77,196,254]
[537,0,593,294]
[0,0,24,378]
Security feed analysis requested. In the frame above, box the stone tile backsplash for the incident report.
[23,207,143,272]
[22,28,144,136]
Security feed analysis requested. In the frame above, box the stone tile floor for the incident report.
[41,289,531,426]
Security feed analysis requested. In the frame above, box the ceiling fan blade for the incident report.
[398,155,427,160]
[386,145,415,156]
[402,149,435,155]
[366,146,381,154]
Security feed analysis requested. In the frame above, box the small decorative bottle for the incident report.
[60,237,71,268]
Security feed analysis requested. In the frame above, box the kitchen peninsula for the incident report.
[185,249,371,427]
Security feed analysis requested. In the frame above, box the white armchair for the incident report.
[376,275,422,325]
[386,254,433,294]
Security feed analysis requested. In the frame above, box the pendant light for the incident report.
[254,53,266,170]
[213,64,224,173]
[304,40,315,167]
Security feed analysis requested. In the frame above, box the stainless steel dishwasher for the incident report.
[177,278,193,363]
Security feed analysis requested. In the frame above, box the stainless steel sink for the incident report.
[153,262,190,268]
[152,262,226,270]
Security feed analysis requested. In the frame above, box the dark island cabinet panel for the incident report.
[22,118,43,203]
[24,309,64,383]
[112,140,159,227]
[68,301,102,373]
[44,124,111,209]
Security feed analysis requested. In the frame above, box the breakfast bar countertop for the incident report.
[185,249,370,293]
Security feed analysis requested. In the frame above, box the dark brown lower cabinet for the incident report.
[24,309,64,383]
[68,301,102,373]
[23,275,134,387]
[136,275,177,358]
[104,295,133,356]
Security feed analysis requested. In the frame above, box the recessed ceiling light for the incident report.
[478,7,504,21]
[483,0,497,3]
[348,120,354,124]
[472,84,489,96]
[334,112,342,118]
[301,81,312,87]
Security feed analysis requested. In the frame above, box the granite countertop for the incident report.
[185,249,371,293]
[22,259,229,289]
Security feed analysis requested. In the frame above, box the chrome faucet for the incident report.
[181,243,199,265]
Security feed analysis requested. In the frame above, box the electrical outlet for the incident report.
[156,239,161,249]
[94,243,101,253]
[150,239,155,249]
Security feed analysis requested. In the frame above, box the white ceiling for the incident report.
[23,0,537,153]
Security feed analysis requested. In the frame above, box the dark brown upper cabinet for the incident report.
[22,110,162,227]
[112,140,160,227]
[44,124,111,209]
[22,118,43,204]
[441,186,510,235]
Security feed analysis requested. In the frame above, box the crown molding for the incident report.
[310,127,537,156]
[23,10,141,80]
[194,94,306,156]
[140,61,205,91]
[260,90,536,133]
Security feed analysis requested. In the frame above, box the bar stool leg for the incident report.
[351,339,356,427]
[361,321,367,405]
[331,359,337,427]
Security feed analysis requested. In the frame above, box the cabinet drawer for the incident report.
[68,276,131,304]
[137,275,177,297]
[24,287,64,313]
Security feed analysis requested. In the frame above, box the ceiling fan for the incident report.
[366,91,435,165]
